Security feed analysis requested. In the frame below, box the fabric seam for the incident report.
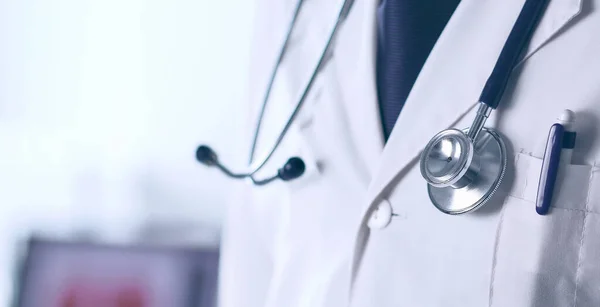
[488,154,517,307]
[504,194,599,214]
[488,203,506,307]
[572,162,595,307]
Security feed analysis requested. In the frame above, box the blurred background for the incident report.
[0,0,254,305]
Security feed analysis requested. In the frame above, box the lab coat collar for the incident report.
[364,0,584,207]
[332,0,384,182]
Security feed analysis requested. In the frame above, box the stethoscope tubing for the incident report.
[246,0,355,176]
[420,0,552,214]
[248,0,305,165]
[478,0,550,110]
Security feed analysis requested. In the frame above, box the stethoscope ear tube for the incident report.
[248,0,305,164]
[245,0,354,175]
[195,0,353,185]
[196,145,305,185]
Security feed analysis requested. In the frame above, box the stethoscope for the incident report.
[419,0,550,214]
[196,0,354,185]
[196,0,548,215]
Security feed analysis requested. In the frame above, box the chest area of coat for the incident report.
[352,1,600,305]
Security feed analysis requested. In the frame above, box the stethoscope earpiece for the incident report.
[278,157,306,181]
[196,145,218,166]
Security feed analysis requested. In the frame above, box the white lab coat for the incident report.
[218,0,600,306]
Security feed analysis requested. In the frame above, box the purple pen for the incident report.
[536,110,576,215]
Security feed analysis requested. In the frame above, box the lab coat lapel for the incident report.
[365,0,584,205]
[522,0,584,62]
[333,0,384,180]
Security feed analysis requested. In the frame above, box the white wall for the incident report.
[0,0,254,303]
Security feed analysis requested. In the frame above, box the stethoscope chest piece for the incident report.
[417,0,551,214]
[420,127,507,214]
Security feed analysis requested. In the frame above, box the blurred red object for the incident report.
[58,280,148,307]
[15,238,219,307]
[116,286,146,307]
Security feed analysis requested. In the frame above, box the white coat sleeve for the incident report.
[217,1,287,305]
[217,182,273,307]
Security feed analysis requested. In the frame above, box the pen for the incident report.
[536,110,576,215]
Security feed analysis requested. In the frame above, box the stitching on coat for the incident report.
[573,163,596,307]
[488,205,506,307]
[488,153,524,305]
[503,195,599,214]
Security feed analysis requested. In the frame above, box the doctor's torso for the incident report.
[218,0,600,306]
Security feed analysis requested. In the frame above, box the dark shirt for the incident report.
[376,0,460,140]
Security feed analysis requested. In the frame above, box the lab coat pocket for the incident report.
[490,153,592,307]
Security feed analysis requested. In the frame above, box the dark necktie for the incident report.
[377,0,460,140]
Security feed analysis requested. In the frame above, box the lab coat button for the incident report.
[367,199,392,229]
